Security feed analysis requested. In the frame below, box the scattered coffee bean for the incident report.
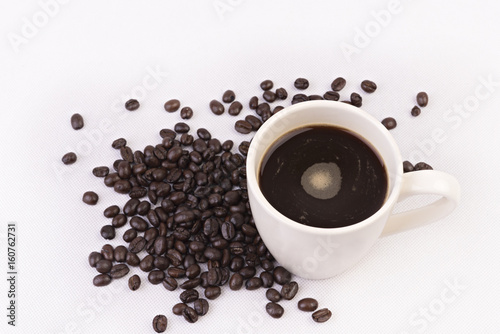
[148,270,166,284]
[114,245,128,262]
[235,120,253,134]
[381,117,397,130]
[152,314,168,333]
[276,88,287,100]
[71,113,84,130]
[128,275,141,291]
[414,162,433,170]
[209,100,225,115]
[229,273,244,290]
[62,152,77,165]
[193,298,209,316]
[281,281,298,300]
[174,122,190,133]
[238,141,249,155]
[308,95,323,100]
[125,99,140,111]
[323,91,340,101]
[350,92,362,107]
[163,277,178,291]
[294,78,309,90]
[403,161,414,173]
[172,303,188,315]
[223,90,236,103]
[273,106,284,114]
[312,308,332,323]
[361,80,377,93]
[204,286,221,300]
[96,259,113,273]
[273,266,291,285]
[182,307,198,323]
[260,80,273,91]
[93,166,109,177]
[228,101,243,116]
[180,107,193,119]
[164,99,181,112]
[266,288,281,303]
[82,191,98,205]
[88,251,103,267]
[331,77,346,91]
[245,277,263,290]
[249,96,258,110]
[266,302,284,319]
[100,225,115,240]
[101,244,114,261]
[298,298,318,312]
[93,274,111,287]
[112,138,127,149]
[263,90,276,103]
[417,92,428,107]
[110,264,129,279]
[291,93,308,104]
[411,106,421,117]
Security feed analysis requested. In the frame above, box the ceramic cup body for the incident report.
[246,101,460,279]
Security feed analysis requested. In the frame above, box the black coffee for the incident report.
[259,125,388,228]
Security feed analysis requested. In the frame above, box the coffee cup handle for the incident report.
[381,170,461,236]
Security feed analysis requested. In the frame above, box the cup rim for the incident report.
[246,100,403,235]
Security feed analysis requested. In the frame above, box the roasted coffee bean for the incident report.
[136,201,150,215]
[120,146,134,163]
[114,245,128,262]
[82,191,98,205]
[294,78,309,89]
[183,306,198,323]
[323,91,340,101]
[93,166,109,177]
[256,102,270,116]
[128,274,141,291]
[88,252,103,268]
[180,289,199,303]
[167,267,186,278]
[246,277,263,290]
[113,180,131,194]
[163,277,178,291]
[238,141,250,155]
[117,161,131,179]
[266,302,284,319]
[204,286,221,300]
[273,266,291,285]
[222,90,236,103]
[193,298,209,316]
[122,229,137,244]
[249,96,258,110]
[101,244,114,261]
[112,138,127,149]
[263,90,276,103]
[403,160,414,173]
[174,122,190,134]
[298,298,318,312]
[276,87,287,100]
[159,129,177,139]
[210,100,225,115]
[62,152,77,165]
[96,259,112,273]
[266,288,281,302]
[261,259,274,272]
[103,205,119,218]
[148,270,166,284]
[239,266,256,279]
[70,113,84,131]
[414,162,433,170]
[361,80,377,93]
[204,247,222,261]
[228,101,243,116]
[167,147,183,162]
[331,77,346,91]
[129,236,146,253]
[140,255,155,272]
[195,128,210,141]
[164,99,181,112]
[272,106,284,114]
[291,93,308,104]
[234,120,253,134]
[126,252,140,267]
[207,267,221,286]
[241,223,256,237]
[411,105,421,116]
[180,278,202,290]
[93,274,111,287]
[180,106,193,119]
[152,314,168,333]
[350,92,362,107]
[110,264,129,278]
[125,99,140,111]
[417,92,428,107]
[381,117,397,130]
[104,173,120,187]
[260,271,274,288]
[229,273,243,290]
[130,216,149,231]
[260,80,273,91]
[245,115,262,131]
[154,256,170,270]
[281,281,298,300]
[312,308,332,323]
[172,303,188,315]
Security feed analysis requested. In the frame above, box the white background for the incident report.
[1,0,500,333]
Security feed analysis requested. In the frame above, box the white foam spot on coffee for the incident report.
[301,162,341,200]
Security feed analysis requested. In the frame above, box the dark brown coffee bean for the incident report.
[180,278,202,290]
[272,106,284,114]
[350,92,362,107]
[128,274,141,291]
[114,245,128,262]
[93,166,109,177]
[119,146,134,163]
[323,91,340,101]
[228,273,243,290]
[331,77,346,91]
[180,289,199,303]
[110,264,129,278]
[174,122,190,134]
[222,90,236,103]
[195,128,211,141]
[228,101,243,116]
[62,152,77,165]
[93,274,111,287]
[88,252,103,268]
[82,191,98,205]
[209,100,224,115]
[266,302,284,318]
[69,114,84,131]
[312,308,332,323]
[164,99,180,112]
[140,255,155,272]
[126,252,140,267]
[172,303,187,315]
[403,161,414,173]
[125,99,140,111]
[204,286,221,300]
[263,90,276,103]
[159,129,176,139]
[193,298,209,316]
[361,80,377,93]
[273,266,291,285]
[381,117,397,130]
[291,93,308,104]
[276,87,287,100]
[260,271,274,288]
[266,288,281,302]
[129,236,146,253]
[112,138,127,149]
[246,277,263,290]
[238,141,249,155]
[256,102,270,116]
[414,162,433,170]
[298,298,318,312]
[163,277,178,291]
[148,270,166,284]
[259,80,272,91]
[281,281,298,300]
[179,106,193,120]
[183,307,198,323]
[101,244,114,261]
[95,259,112,273]
[235,120,252,134]
[417,92,429,107]
[411,105,421,117]
[294,78,309,89]
[167,267,186,278]
[110,214,126,228]
[152,314,168,333]
[249,96,258,110]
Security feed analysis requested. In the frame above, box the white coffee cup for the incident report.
[247,101,460,279]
